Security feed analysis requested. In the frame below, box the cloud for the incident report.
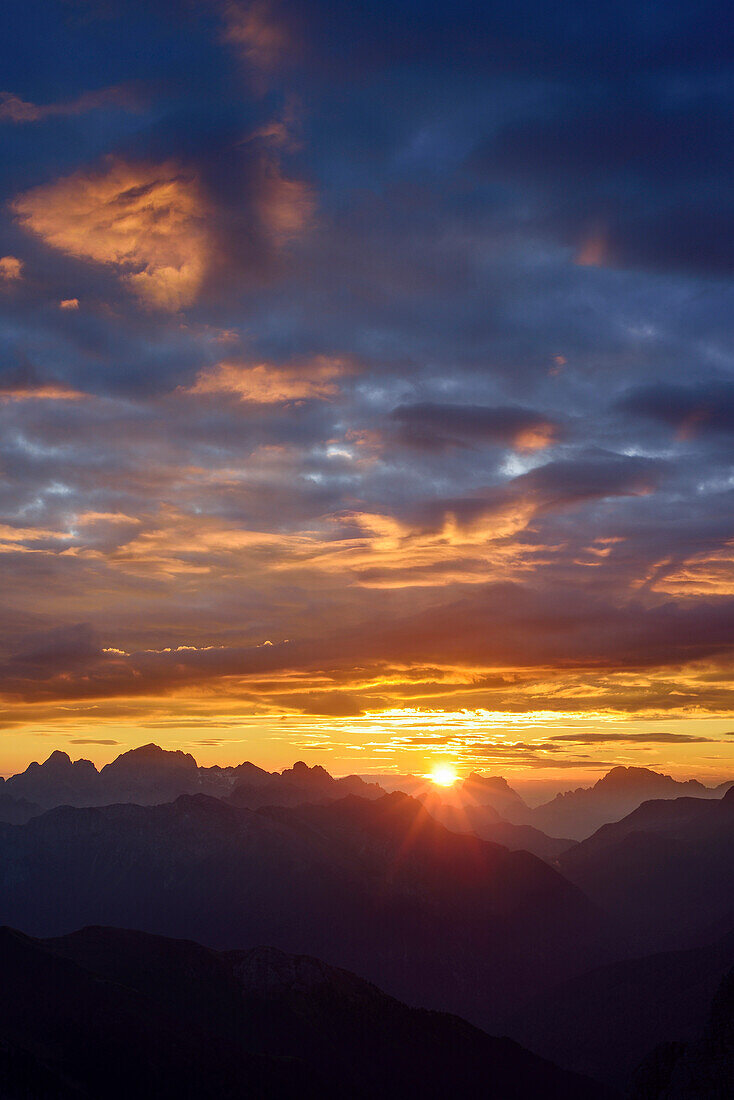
[472,92,734,277]
[0,524,74,552]
[59,298,79,311]
[550,732,714,744]
[184,355,347,403]
[0,256,23,281]
[269,690,370,716]
[0,0,733,775]
[390,403,561,451]
[0,366,87,403]
[617,382,734,439]
[12,158,214,310]
[651,542,734,597]
[0,84,142,124]
[575,231,608,267]
[69,738,119,745]
[222,0,291,71]
[256,164,313,243]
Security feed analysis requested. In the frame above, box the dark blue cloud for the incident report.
[0,0,731,736]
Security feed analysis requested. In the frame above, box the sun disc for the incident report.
[430,764,457,787]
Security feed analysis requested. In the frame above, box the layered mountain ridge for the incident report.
[0,789,612,1030]
[0,923,607,1099]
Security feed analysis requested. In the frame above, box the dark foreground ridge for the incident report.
[0,791,612,1030]
[630,966,734,1099]
[0,924,608,1099]
[559,786,734,941]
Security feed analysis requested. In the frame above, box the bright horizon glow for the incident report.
[430,764,458,787]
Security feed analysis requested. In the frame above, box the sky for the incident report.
[0,0,733,782]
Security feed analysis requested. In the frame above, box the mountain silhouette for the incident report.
[229,760,384,808]
[5,749,100,809]
[98,743,202,803]
[0,791,612,1030]
[508,927,734,1089]
[559,787,734,942]
[424,798,574,861]
[529,766,726,841]
[459,773,533,822]
[0,783,39,825]
[2,745,386,812]
[0,924,608,1099]
[630,966,734,1098]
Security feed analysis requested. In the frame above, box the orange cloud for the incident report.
[652,542,734,596]
[13,158,213,310]
[513,422,559,451]
[59,298,79,310]
[73,512,142,527]
[223,0,290,70]
[0,255,23,281]
[575,231,607,266]
[257,167,314,243]
[0,524,74,553]
[184,356,348,403]
[0,85,141,124]
[0,380,86,402]
[277,505,545,588]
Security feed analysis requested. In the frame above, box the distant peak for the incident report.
[284,761,332,780]
[103,744,198,769]
[464,773,513,791]
[234,945,369,998]
[594,765,708,794]
[45,750,72,766]
[597,766,662,787]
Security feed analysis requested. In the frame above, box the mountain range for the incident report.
[558,786,734,943]
[510,927,734,1090]
[3,743,734,1092]
[4,747,731,850]
[0,924,607,1099]
[0,789,612,1030]
[0,746,384,820]
[630,966,734,1098]
[423,796,575,861]
[455,767,733,841]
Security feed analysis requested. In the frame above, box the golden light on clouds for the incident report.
[0,85,141,124]
[513,422,560,451]
[257,168,314,243]
[223,0,290,71]
[0,255,23,281]
[652,543,734,596]
[185,355,347,403]
[0,380,86,402]
[575,231,608,266]
[24,490,548,591]
[13,159,213,310]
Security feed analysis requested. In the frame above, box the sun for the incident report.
[430,764,458,787]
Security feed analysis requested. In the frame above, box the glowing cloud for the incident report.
[575,231,608,266]
[257,168,314,244]
[184,356,348,403]
[0,255,23,281]
[0,380,86,402]
[223,0,290,70]
[0,85,141,124]
[653,543,734,596]
[13,159,213,310]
